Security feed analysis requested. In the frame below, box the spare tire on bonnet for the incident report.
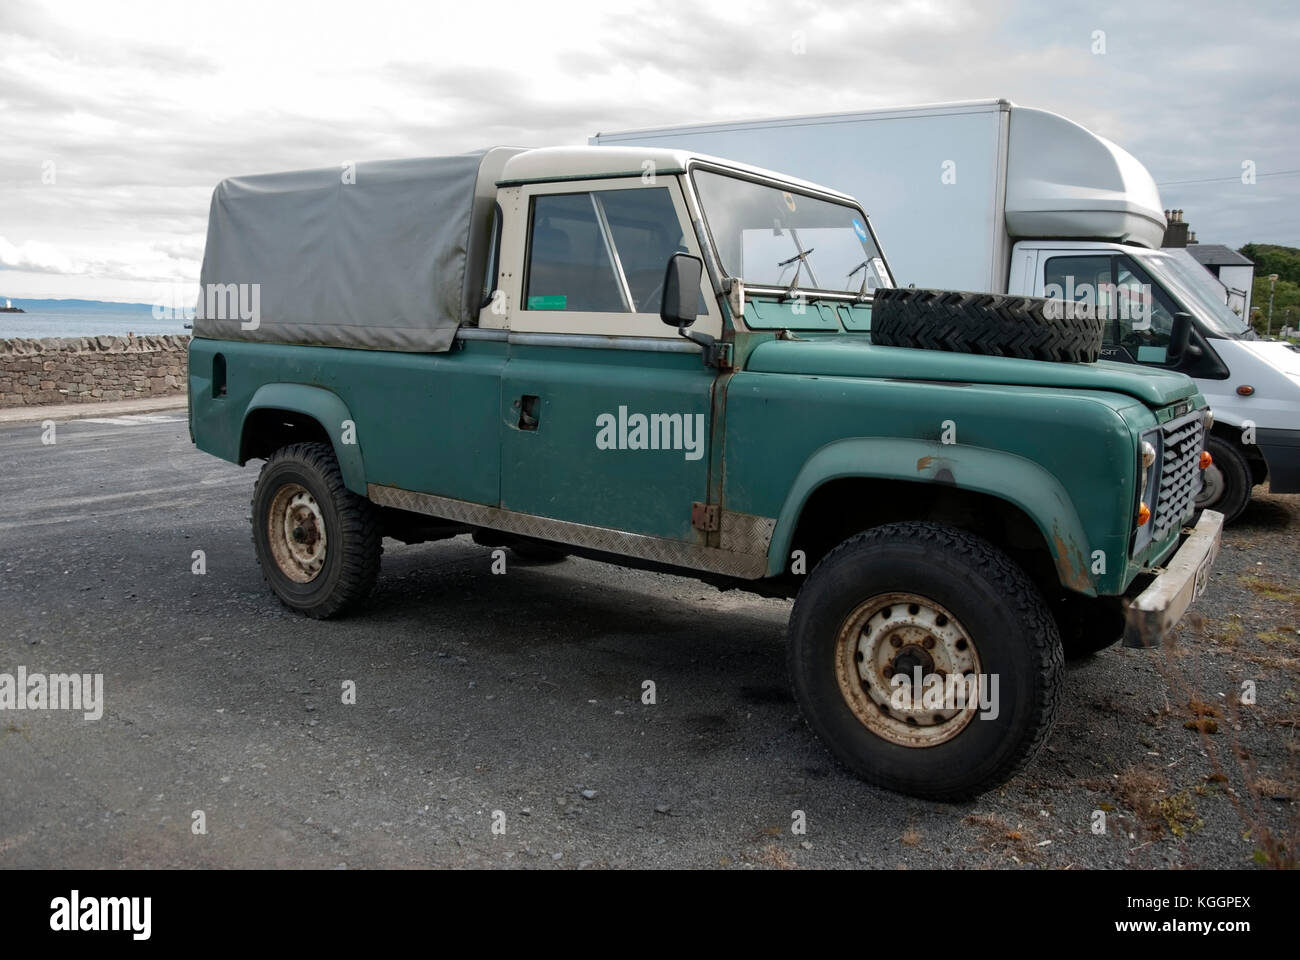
[869,288,1103,363]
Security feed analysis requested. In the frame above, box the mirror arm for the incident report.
[675,325,733,369]
[1168,311,1194,366]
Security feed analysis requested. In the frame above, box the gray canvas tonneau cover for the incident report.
[195,147,522,352]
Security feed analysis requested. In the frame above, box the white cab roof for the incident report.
[500,145,857,203]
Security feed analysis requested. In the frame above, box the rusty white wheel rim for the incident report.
[267,483,327,583]
[834,592,982,748]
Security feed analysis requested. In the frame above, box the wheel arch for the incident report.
[767,437,1097,596]
[240,383,367,495]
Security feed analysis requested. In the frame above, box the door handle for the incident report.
[517,394,540,431]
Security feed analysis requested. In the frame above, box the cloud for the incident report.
[0,236,82,275]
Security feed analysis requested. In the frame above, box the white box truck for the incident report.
[593,99,1300,521]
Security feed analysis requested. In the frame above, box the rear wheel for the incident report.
[1195,434,1251,524]
[787,522,1063,800]
[251,442,382,618]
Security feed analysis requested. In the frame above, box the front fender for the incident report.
[767,436,1097,595]
[244,383,367,495]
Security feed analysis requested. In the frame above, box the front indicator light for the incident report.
[1200,450,1213,470]
[1138,502,1151,526]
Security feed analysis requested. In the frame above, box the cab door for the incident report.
[497,176,723,542]
[1035,250,1182,365]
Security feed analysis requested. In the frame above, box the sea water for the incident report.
[0,305,189,340]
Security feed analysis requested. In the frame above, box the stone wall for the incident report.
[0,335,190,407]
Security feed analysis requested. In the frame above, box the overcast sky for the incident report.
[2,0,1298,302]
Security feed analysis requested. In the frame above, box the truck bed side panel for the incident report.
[189,338,506,505]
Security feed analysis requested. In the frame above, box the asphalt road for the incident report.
[1,415,1296,869]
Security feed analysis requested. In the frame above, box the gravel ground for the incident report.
[0,416,1296,869]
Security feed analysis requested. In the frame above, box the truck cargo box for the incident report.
[592,101,1165,292]
[195,146,523,352]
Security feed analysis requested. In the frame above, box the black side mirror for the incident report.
[1167,311,1193,366]
[660,253,703,328]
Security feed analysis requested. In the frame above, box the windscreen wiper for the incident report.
[847,260,873,302]
[778,227,820,302]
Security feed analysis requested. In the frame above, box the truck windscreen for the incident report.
[692,169,890,295]
[1135,249,1253,340]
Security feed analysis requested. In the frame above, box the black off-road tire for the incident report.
[787,521,1064,801]
[251,442,382,619]
[1195,434,1252,525]
[870,287,1103,363]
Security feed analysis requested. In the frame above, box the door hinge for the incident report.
[691,502,719,532]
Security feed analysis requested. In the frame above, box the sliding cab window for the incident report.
[524,187,687,314]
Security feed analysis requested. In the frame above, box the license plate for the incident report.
[1193,545,1216,599]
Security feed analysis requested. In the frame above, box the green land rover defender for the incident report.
[188,145,1222,799]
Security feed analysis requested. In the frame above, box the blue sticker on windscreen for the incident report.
[852,218,868,242]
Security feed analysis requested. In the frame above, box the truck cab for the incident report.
[1013,238,1300,521]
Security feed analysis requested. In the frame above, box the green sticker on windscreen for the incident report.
[527,295,567,310]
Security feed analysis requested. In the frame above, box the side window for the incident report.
[1044,254,1115,321]
[481,204,502,308]
[1044,254,1179,364]
[598,188,688,313]
[524,187,692,315]
[1115,257,1178,364]
[526,193,628,313]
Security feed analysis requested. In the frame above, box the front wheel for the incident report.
[251,442,382,619]
[787,522,1063,801]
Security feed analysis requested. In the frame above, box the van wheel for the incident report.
[1195,435,1251,524]
[251,442,382,618]
[787,522,1063,801]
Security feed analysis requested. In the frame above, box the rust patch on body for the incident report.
[916,456,934,471]
[1052,524,1093,593]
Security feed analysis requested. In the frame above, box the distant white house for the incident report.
[1184,244,1255,318]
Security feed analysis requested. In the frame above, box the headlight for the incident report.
[1202,407,1214,431]
[1133,430,1163,555]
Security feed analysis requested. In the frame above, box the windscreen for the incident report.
[692,169,890,295]
[1134,249,1253,339]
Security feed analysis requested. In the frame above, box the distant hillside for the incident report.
[1239,243,1300,333]
[0,298,155,313]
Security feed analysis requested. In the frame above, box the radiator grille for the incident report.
[1152,411,1205,541]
